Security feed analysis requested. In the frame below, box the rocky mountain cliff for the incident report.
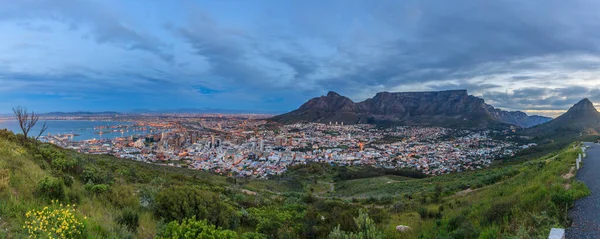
[271,90,552,128]
[487,108,552,128]
[524,98,600,139]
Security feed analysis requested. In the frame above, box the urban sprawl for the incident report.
[42,115,535,178]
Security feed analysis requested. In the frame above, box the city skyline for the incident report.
[3,1,600,117]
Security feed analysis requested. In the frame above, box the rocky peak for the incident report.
[568,98,597,113]
[326,91,342,97]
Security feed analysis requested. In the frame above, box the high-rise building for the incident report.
[176,136,184,147]
[259,139,264,152]
[191,133,198,144]
[133,138,145,148]
[275,137,285,146]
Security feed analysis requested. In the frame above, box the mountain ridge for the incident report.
[271,90,553,128]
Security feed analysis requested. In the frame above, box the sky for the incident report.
[1,0,600,117]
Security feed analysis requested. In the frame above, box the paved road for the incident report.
[567,142,600,238]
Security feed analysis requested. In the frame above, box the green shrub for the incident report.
[116,208,139,232]
[81,165,112,184]
[328,210,384,239]
[154,186,240,229]
[107,185,139,208]
[85,183,109,194]
[391,202,405,213]
[156,218,237,239]
[367,208,389,224]
[484,201,513,225]
[139,186,159,208]
[51,155,79,172]
[418,207,441,220]
[39,145,79,171]
[450,221,479,239]
[240,232,268,239]
[36,176,65,201]
[479,226,499,239]
[62,174,74,187]
[246,207,303,237]
[447,214,466,231]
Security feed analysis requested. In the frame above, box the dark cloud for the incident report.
[0,0,173,62]
[484,86,600,111]
[170,0,600,110]
[3,0,600,114]
[310,1,600,92]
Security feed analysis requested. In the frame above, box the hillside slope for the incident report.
[0,129,590,238]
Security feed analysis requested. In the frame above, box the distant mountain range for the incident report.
[42,111,121,116]
[523,98,600,140]
[41,108,278,116]
[130,108,278,114]
[270,90,553,129]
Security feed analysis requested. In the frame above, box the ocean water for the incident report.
[0,120,162,141]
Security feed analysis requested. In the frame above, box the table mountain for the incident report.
[271,90,551,128]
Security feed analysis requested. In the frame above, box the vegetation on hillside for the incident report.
[0,129,590,238]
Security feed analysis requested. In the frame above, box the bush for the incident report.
[51,155,79,172]
[24,200,87,238]
[418,207,441,220]
[328,210,384,239]
[62,174,74,187]
[156,218,237,239]
[107,185,139,208]
[36,176,65,201]
[447,214,466,231]
[484,201,513,225]
[116,208,139,232]
[64,187,83,204]
[139,186,159,208]
[445,214,479,239]
[450,221,479,239]
[85,183,109,194]
[391,202,405,213]
[240,232,268,239]
[367,208,389,224]
[154,186,240,229]
[39,145,78,171]
[246,207,304,237]
[479,226,499,239]
[81,165,112,184]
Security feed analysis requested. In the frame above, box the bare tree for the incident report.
[36,121,48,140]
[12,106,48,139]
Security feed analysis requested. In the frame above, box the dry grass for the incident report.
[0,169,9,191]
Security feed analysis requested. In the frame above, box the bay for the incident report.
[0,120,160,141]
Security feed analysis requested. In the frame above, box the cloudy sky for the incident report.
[1,0,600,116]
